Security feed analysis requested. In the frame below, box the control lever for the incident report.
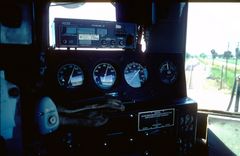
[58,99,125,114]
[58,99,126,127]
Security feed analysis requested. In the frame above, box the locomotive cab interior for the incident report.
[0,0,240,156]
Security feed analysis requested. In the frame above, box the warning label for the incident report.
[138,108,175,131]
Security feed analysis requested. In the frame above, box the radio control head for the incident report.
[101,39,107,46]
[62,39,67,44]
[35,96,59,135]
[119,40,124,46]
[110,40,116,46]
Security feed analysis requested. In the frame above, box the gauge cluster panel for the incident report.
[45,50,186,106]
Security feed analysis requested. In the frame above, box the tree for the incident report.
[211,49,218,65]
[224,50,232,59]
[236,47,240,58]
[199,53,207,59]
[234,47,240,78]
[185,52,192,59]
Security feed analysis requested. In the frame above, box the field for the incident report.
[198,57,240,90]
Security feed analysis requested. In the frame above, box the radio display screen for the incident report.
[66,27,77,34]
[78,28,98,45]
[97,28,107,37]
[78,28,95,34]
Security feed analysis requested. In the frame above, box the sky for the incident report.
[49,3,116,21]
[186,3,240,55]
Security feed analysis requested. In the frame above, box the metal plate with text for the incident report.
[138,108,175,131]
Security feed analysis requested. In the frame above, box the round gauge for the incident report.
[93,63,117,89]
[159,61,177,84]
[57,64,84,88]
[124,62,148,88]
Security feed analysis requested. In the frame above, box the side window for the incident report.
[0,3,32,45]
[186,3,240,113]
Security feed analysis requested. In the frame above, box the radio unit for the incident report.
[53,18,138,49]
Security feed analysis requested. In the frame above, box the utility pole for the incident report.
[224,42,232,81]
[234,42,239,79]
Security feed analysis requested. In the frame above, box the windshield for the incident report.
[186,3,240,113]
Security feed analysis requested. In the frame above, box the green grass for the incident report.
[210,65,235,90]
[186,57,239,90]
[211,67,222,79]
[193,57,237,90]
[216,58,240,65]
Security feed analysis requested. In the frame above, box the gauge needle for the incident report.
[68,66,75,85]
[103,65,109,82]
[165,63,169,70]
[130,70,140,83]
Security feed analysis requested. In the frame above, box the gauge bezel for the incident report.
[57,63,84,89]
[159,61,177,85]
[124,62,148,88]
[92,62,117,90]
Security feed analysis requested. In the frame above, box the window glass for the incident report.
[186,3,240,113]
[0,4,32,45]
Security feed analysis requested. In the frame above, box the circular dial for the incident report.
[93,63,117,89]
[159,61,177,84]
[57,64,84,88]
[124,62,148,88]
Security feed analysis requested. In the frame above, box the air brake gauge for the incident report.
[57,64,84,88]
[124,62,148,88]
[93,63,117,89]
[159,61,177,84]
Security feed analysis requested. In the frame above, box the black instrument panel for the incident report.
[45,50,186,107]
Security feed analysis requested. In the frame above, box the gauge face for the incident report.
[124,62,148,88]
[57,64,84,88]
[159,61,177,84]
[93,63,117,89]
